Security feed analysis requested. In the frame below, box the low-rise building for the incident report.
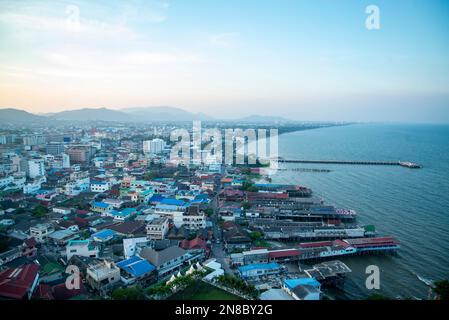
[139,246,190,277]
[86,260,121,293]
[30,223,55,242]
[66,240,100,261]
[90,181,110,193]
[282,278,321,300]
[116,255,156,286]
[52,207,72,215]
[0,264,40,300]
[48,229,79,245]
[238,262,283,279]
[146,217,169,240]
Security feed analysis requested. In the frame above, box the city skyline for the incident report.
[1,0,449,123]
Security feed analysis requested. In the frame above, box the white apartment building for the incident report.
[173,212,207,230]
[143,138,166,155]
[123,237,149,259]
[66,240,100,261]
[146,217,169,240]
[90,181,111,193]
[64,177,90,196]
[23,176,46,194]
[30,223,55,242]
[27,159,45,179]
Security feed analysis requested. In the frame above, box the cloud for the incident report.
[0,0,170,40]
[122,52,203,64]
[209,32,239,48]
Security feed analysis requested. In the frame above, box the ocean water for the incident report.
[271,123,449,299]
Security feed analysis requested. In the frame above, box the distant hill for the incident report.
[122,106,214,122]
[47,106,213,122]
[1,107,294,125]
[0,108,47,124]
[48,107,133,122]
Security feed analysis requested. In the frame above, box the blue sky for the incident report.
[0,0,448,122]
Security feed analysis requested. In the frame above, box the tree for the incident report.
[112,286,145,300]
[434,280,449,300]
[241,201,251,210]
[249,231,262,241]
[204,208,214,217]
[32,205,48,218]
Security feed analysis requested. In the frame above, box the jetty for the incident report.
[277,159,422,168]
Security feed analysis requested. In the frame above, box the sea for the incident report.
[270,123,449,300]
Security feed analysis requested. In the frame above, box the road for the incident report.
[209,175,233,275]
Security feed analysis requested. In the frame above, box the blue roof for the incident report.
[92,229,116,240]
[92,201,110,208]
[160,198,186,206]
[284,278,321,290]
[113,208,137,217]
[149,194,165,202]
[238,262,280,273]
[117,256,155,277]
[195,194,209,200]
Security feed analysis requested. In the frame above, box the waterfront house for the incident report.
[283,278,321,300]
[238,262,283,279]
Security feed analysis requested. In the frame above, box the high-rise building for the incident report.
[66,145,94,164]
[46,142,65,155]
[23,135,46,146]
[27,158,45,179]
[143,138,166,155]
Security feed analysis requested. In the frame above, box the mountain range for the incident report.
[0,106,291,124]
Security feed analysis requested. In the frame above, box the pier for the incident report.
[277,159,422,168]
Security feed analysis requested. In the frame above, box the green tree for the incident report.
[204,208,214,217]
[112,286,145,300]
[241,201,251,210]
[434,280,449,300]
[32,205,48,218]
[249,231,262,241]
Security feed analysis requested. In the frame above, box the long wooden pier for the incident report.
[278,159,422,168]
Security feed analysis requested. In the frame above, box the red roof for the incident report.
[299,241,333,248]
[74,216,89,228]
[0,264,40,300]
[246,192,289,199]
[345,237,399,247]
[24,237,37,248]
[180,237,207,250]
[333,239,352,248]
[33,284,53,300]
[268,249,301,259]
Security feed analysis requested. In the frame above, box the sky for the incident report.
[0,0,449,122]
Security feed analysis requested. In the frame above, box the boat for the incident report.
[399,161,422,168]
